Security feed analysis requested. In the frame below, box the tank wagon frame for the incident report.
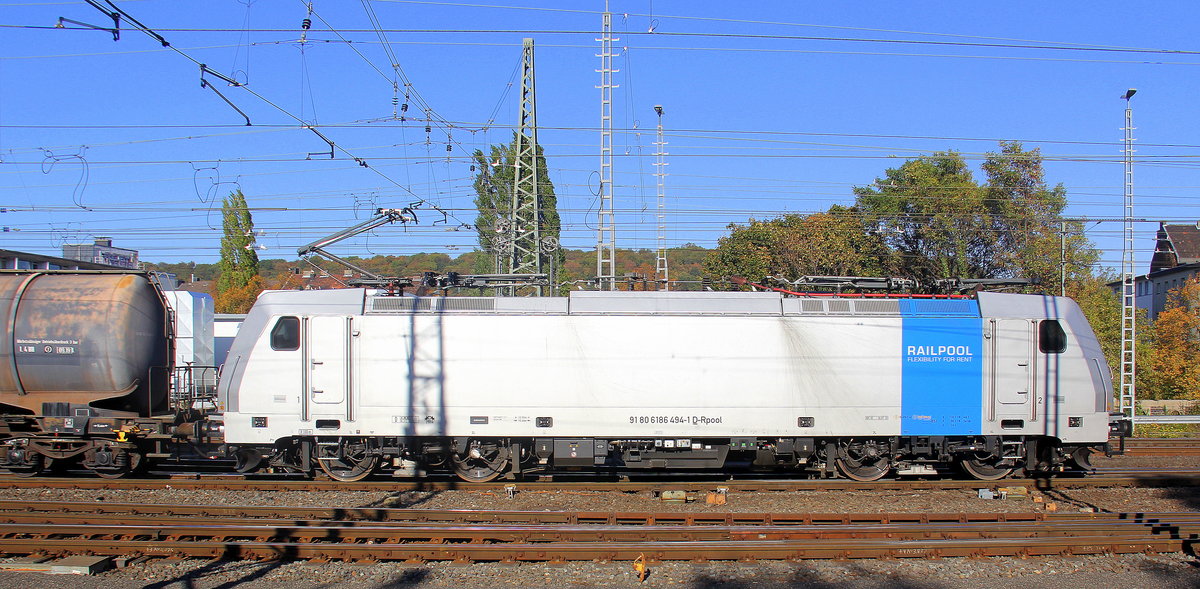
[220,289,1123,482]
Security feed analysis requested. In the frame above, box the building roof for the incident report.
[1166,224,1200,265]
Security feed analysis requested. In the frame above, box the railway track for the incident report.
[0,468,1196,493]
[1121,437,1200,456]
[0,500,1192,563]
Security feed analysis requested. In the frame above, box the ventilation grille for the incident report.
[852,300,900,314]
[368,297,496,313]
[785,298,901,315]
[441,298,497,311]
[901,299,979,317]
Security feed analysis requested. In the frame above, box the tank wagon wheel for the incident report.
[834,439,892,482]
[83,447,143,479]
[451,439,510,483]
[0,439,48,477]
[959,454,1015,481]
[315,438,379,482]
[3,454,45,478]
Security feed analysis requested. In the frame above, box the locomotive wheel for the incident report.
[835,440,892,482]
[451,440,510,483]
[959,455,1015,481]
[315,438,379,482]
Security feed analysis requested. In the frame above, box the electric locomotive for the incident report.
[220,288,1122,482]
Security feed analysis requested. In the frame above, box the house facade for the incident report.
[1132,223,1200,319]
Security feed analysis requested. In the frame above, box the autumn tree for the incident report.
[704,206,889,284]
[215,189,262,313]
[1148,277,1200,399]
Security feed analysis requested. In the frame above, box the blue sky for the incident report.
[2,1,1199,272]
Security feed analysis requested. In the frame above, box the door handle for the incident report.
[311,360,324,365]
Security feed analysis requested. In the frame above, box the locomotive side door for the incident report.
[304,315,354,422]
[990,319,1035,421]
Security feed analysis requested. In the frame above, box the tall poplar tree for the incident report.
[216,189,260,312]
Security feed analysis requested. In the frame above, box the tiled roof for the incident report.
[1165,224,1200,264]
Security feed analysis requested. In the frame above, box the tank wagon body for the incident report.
[0,271,171,416]
[220,289,1116,482]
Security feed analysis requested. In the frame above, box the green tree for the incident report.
[215,189,260,313]
[982,142,1098,293]
[703,219,775,283]
[471,134,563,283]
[853,151,994,283]
[704,206,889,284]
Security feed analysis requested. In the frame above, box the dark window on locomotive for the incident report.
[1039,320,1067,354]
[271,316,300,351]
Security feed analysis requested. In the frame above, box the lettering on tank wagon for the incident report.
[15,338,80,355]
[905,344,974,363]
[629,415,724,425]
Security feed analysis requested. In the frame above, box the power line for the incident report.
[22,24,1200,57]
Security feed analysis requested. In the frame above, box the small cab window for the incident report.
[270,316,300,351]
[1039,320,1067,354]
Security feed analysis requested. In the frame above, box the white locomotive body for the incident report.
[218,289,1116,481]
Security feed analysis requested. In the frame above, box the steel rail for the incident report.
[0,470,1197,492]
[1120,438,1200,456]
[1,512,1197,540]
[0,518,1195,543]
[5,499,1200,527]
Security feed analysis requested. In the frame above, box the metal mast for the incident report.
[595,3,618,290]
[507,38,544,295]
[1119,88,1137,419]
[653,105,669,290]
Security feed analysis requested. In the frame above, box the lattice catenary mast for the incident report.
[1119,88,1137,419]
[653,105,669,290]
[505,38,547,295]
[595,3,618,290]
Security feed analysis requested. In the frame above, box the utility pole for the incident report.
[595,1,618,290]
[1119,88,1138,420]
[505,38,548,295]
[653,105,669,290]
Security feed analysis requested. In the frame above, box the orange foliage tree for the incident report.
[1149,276,1200,400]
[213,275,266,315]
